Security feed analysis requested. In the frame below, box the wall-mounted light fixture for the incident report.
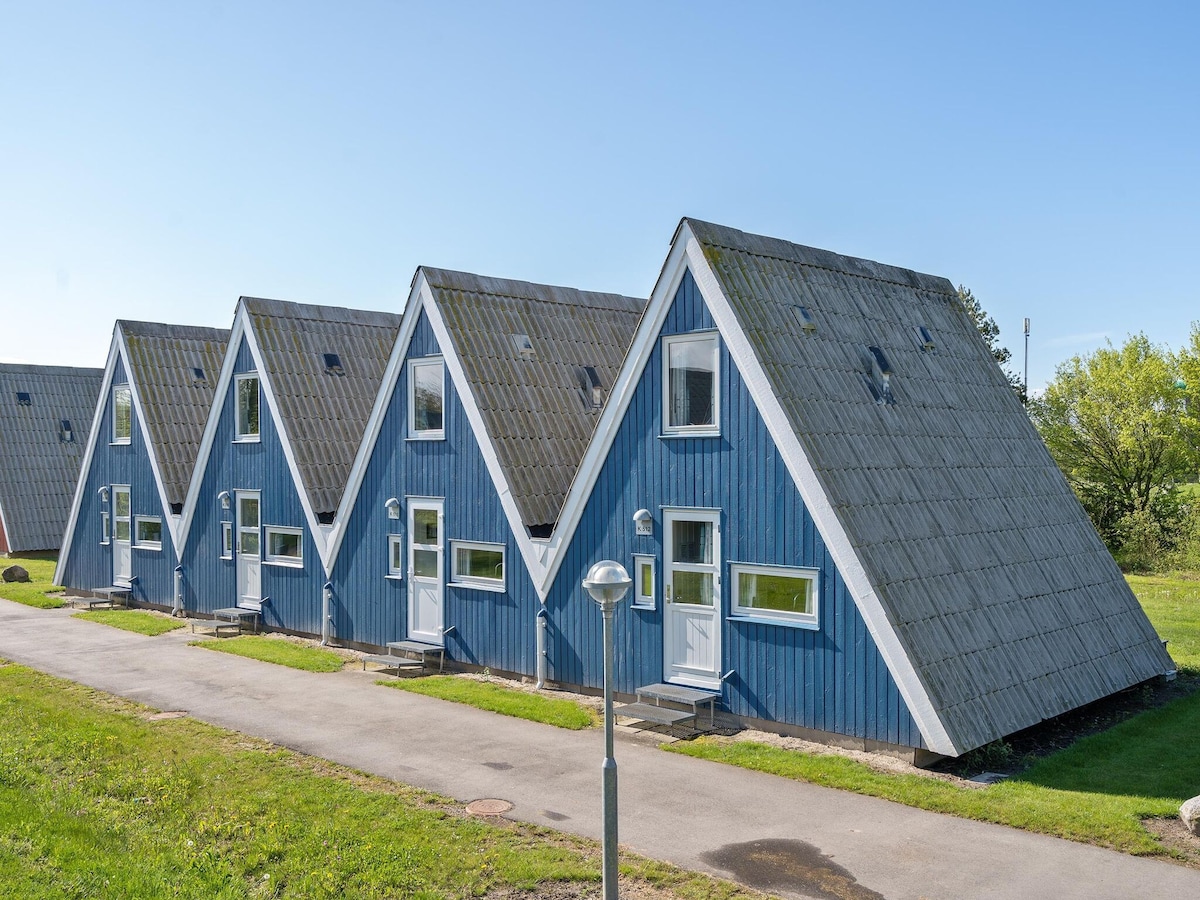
[217,490,231,510]
[385,497,401,520]
[633,508,653,536]
[98,486,109,503]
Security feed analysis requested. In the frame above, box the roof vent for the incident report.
[60,419,74,443]
[860,345,895,405]
[191,366,207,385]
[512,334,535,360]
[15,391,31,406]
[575,366,604,410]
[323,353,345,376]
[792,305,817,333]
[915,325,936,352]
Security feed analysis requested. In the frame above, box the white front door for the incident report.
[112,485,131,586]
[407,499,444,645]
[236,491,262,610]
[663,509,721,688]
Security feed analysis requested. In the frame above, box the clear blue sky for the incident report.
[3,2,1197,391]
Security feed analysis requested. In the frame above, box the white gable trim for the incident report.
[325,273,426,569]
[54,330,123,585]
[115,328,184,558]
[682,231,958,756]
[419,281,553,595]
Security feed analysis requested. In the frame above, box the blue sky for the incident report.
[3,2,1196,391]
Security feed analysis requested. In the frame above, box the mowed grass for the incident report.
[189,636,346,673]
[670,574,1200,857]
[72,609,185,636]
[0,664,758,900]
[0,556,64,609]
[381,676,599,730]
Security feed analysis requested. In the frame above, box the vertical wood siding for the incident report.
[181,337,323,631]
[59,356,179,605]
[545,271,924,749]
[329,311,538,671]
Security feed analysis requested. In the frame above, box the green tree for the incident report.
[957,285,1026,401]
[1029,333,1196,568]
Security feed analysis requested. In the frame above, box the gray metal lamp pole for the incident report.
[583,560,632,900]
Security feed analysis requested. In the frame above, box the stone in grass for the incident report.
[1181,795,1200,837]
[2,565,30,583]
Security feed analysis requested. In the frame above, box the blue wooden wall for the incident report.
[330,310,539,672]
[544,270,925,749]
[181,336,324,631]
[59,356,179,605]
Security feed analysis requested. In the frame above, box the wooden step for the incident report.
[615,702,696,727]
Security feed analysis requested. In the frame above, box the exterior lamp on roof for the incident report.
[582,559,631,900]
[384,497,401,520]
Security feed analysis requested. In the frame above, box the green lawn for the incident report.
[381,675,599,730]
[670,574,1200,857]
[189,636,347,673]
[0,556,64,609]
[72,609,185,636]
[0,664,756,900]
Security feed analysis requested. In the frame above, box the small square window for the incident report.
[731,563,819,628]
[663,333,718,434]
[100,511,110,545]
[632,555,655,609]
[221,522,234,559]
[235,374,260,441]
[451,541,505,591]
[408,358,444,439]
[112,385,132,443]
[264,526,303,565]
[15,391,31,406]
[387,533,404,577]
[135,516,163,550]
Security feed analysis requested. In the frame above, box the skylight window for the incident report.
[511,334,535,359]
[576,366,603,410]
[60,419,74,443]
[915,325,936,352]
[191,367,207,385]
[323,353,345,375]
[860,345,895,405]
[792,305,817,333]
[15,392,31,406]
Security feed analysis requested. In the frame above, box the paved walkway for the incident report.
[2,599,1197,900]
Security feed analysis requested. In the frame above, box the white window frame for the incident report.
[729,561,819,629]
[263,525,303,567]
[385,533,405,579]
[134,515,163,551]
[112,384,132,444]
[100,511,110,545]
[632,554,656,609]
[450,540,505,592]
[113,485,132,543]
[234,373,261,442]
[220,521,234,559]
[662,332,719,436]
[407,357,445,440]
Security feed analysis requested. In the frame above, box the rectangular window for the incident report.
[221,522,234,559]
[264,526,303,565]
[632,554,655,609]
[408,358,444,439]
[112,385,132,443]
[135,516,163,550]
[387,533,404,577]
[100,511,110,544]
[235,374,260,441]
[663,333,718,434]
[731,562,819,628]
[113,486,131,542]
[451,540,505,590]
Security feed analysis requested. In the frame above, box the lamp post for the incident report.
[583,560,632,900]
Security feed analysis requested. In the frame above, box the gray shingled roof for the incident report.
[423,268,647,531]
[0,363,102,552]
[687,218,1173,753]
[243,298,403,519]
[120,321,230,511]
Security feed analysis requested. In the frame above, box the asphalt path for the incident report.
[1,598,1196,900]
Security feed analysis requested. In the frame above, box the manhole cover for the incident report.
[466,798,513,816]
[147,711,188,721]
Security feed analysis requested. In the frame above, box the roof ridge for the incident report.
[422,267,644,313]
